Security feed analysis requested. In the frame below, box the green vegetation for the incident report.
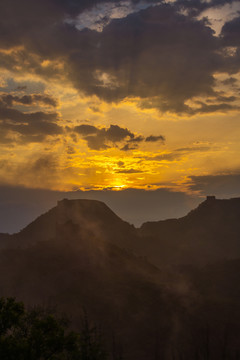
[0,297,108,360]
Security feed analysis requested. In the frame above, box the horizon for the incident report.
[1,0,240,231]
[0,187,201,233]
[1,191,238,234]
[1,2,240,355]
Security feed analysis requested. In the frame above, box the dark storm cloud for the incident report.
[105,124,134,142]
[74,124,98,135]
[0,119,62,143]
[175,146,212,152]
[30,155,57,173]
[83,134,110,150]
[121,143,138,151]
[74,124,135,150]
[0,0,233,50]
[115,168,144,173]
[151,153,183,161]
[0,94,58,107]
[208,94,237,103]
[221,77,238,86]
[41,0,157,17]
[0,48,65,83]
[0,1,239,114]
[219,16,240,75]
[192,102,239,113]
[0,105,58,123]
[13,121,62,137]
[14,154,60,188]
[0,0,93,48]
[74,123,165,150]
[0,97,62,143]
[117,161,124,167]
[0,0,158,50]
[174,0,236,17]
[74,124,134,141]
[67,4,222,113]
[221,16,240,47]
[15,86,27,91]
[64,2,240,114]
[145,135,165,142]
[128,135,145,143]
[143,145,212,162]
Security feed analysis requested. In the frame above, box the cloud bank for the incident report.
[74,124,165,150]
[0,0,239,114]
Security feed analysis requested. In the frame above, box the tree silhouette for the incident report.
[0,297,108,360]
[79,312,108,360]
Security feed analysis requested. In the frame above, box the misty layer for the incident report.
[1,197,240,358]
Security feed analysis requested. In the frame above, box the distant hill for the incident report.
[0,211,178,360]
[138,196,240,266]
[2,196,240,267]
[1,197,240,358]
[0,199,136,249]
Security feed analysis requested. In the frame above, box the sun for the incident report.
[112,185,126,190]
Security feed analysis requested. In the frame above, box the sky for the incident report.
[1,0,240,232]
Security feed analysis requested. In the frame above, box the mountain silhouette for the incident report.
[0,200,177,360]
[0,199,136,249]
[138,196,240,266]
[1,197,240,358]
[2,196,240,267]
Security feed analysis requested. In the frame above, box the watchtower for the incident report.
[206,195,216,201]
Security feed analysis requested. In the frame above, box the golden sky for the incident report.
[1,0,240,197]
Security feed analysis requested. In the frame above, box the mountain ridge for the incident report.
[0,198,136,249]
[1,196,240,266]
[1,196,240,358]
[138,195,240,266]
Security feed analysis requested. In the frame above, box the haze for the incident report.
[1,0,240,230]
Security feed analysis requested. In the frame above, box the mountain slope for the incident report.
[1,196,240,267]
[1,198,240,358]
[0,199,136,249]
[138,196,240,266]
[0,223,177,360]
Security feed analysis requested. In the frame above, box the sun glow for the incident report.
[112,185,127,190]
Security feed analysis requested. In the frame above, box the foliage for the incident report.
[79,313,108,360]
[0,297,108,360]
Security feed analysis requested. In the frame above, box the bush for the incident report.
[0,297,108,360]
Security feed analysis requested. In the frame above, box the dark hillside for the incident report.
[0,228,176,360]
[0,199,136,249]
[1,198,240,358]
[138,197,240,266]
